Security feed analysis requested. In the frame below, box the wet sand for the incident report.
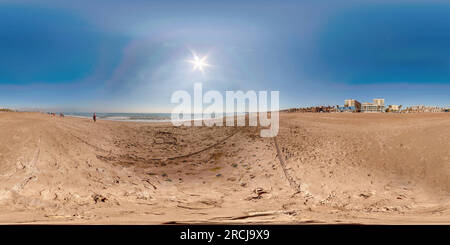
[1,112,450,224]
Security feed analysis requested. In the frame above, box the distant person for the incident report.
[93,112,97,122]
[59,113,64,118]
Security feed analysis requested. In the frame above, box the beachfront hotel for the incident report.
[344,99,361,112]
[290,98,448,113]
[361,98,385,112]
[334,99,361,112]
[336,98,385,113]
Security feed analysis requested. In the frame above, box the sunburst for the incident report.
[188,53,210,72]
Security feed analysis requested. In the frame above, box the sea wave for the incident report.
[63,112,248,123]
[64,113,172,122]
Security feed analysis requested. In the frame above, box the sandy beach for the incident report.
[1,111,450,224]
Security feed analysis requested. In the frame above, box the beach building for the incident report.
[404,105,445,113]
[361,98,385,112]
[344,99,361,112]
[296,105,335,113]
[336,99,360,112]
[388,105,402,112]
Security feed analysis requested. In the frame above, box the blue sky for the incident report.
[1,0,450,112]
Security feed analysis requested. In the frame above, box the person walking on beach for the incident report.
[93,112,97,122]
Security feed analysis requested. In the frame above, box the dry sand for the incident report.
[1,111,450,224]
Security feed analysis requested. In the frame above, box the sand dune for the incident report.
[0,112,450,224]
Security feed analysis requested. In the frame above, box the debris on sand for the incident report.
[246,188,270,200]
[92,194,107,204]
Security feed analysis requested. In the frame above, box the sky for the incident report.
[1,0,450,112]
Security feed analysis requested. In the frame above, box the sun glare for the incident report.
[188,53,210,72]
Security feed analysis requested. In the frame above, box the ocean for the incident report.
[63,112,247,123]
[64,112,172,122]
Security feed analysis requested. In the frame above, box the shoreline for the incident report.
[62,112,254,124]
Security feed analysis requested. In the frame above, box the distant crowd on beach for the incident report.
[48,112,97,122]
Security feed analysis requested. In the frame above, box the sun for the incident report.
[188,53,210,72]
